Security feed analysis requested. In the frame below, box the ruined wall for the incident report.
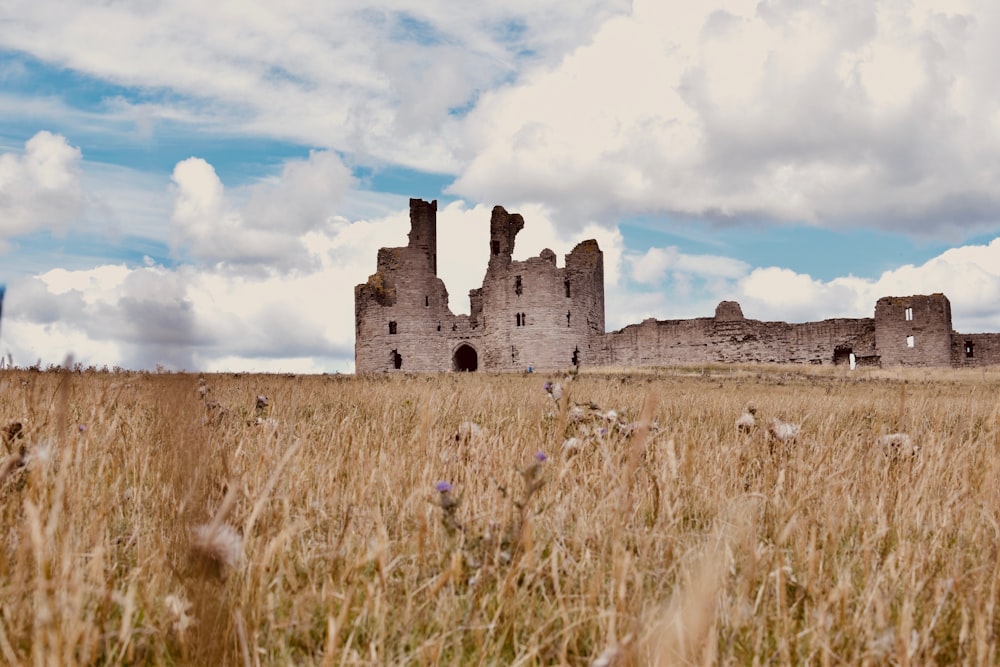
[355,198,1000,373]
[951,333,1000,368]
[874,294,953,367]
[603,308,876,367]
[473,206,605,371]
[354,199,604,373]
[355,199,457,373]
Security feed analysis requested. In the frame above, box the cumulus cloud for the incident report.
[0,131,84,241]
[169,150,354,270]
[0,1,629,172]
[629,246,750,285]
[452,0,1000,236]
[731,236,1000,331]
[1,211,405,372]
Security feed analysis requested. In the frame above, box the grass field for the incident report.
[2,364,1000,665]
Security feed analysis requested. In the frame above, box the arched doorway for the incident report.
[453,344,478,372]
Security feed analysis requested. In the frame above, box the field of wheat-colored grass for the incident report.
[2,364,1000,665]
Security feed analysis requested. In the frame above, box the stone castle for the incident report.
[354,199,1000,372]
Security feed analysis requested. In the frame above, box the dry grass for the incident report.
[2,364,1000,665]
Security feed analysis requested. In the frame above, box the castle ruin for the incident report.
[355,199,1000,372]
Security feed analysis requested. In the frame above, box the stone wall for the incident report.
[469,206,605,371]
[354,199,458,373]
[355,199,605,373]
[874,294,953,367]
[602,314,876,367]
[951,332,1000,367]
[355,198,1000,372]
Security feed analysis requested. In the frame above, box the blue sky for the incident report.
[2,1,1000,372]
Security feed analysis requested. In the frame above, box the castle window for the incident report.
[425,295,429,307]
[388,321,397,334]
[572,347,579,366]
[391,350,402,370]
[905,307,913,321]
[437,323,441,332]
[565,279,571,298]
[491,240,500,256]
[906,335,915,348]
[567,311,571,326]
[966,341,975,358]
[516,312,526,327]
[515,275,523,295]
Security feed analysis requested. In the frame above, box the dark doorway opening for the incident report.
[572,347,580,366]
[453,344,478,372]
[391,350,402,370]
[833,347,853,366]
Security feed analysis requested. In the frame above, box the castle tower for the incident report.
[407,198,438,274]
[874,294,953,366]
[472,207,605,371]
[354,199,452,372]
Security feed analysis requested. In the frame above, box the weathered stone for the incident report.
[355,199,1000,372]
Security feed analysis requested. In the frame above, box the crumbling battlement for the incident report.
[355,199,1000,372]
[354,199,605,373]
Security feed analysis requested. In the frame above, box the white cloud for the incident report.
[0,131,84,240]
[452,0,1000,236]
[629,246,750,285]
[169,150,354,270]
[732,236,1000,331]
[0,1,629,172]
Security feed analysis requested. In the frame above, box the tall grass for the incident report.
[2,365,999,664]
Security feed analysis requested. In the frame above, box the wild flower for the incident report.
[877,432,918,458]
[534,451,548,462]
[435,481,461,534]
[544,381,563,402]
[454,421,485,442]
[164,594,195,638]
[767,417,801,443]
[562,437,583,453]
[736,402,757,433]
[191,522,244,572]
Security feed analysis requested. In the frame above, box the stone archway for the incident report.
[453,344,478,372]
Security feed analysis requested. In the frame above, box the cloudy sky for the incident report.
[2,0,1000,372]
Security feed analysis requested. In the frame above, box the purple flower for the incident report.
[435,481,454,493]
[534,451,548,462]
[78,424,87,433]
[543,381,552,392]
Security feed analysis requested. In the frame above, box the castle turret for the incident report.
[354,198,451,372]
[488,206,524,264]
[874,294,953,366]
[406,198,438,274]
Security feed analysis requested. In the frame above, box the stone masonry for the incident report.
[355,199,1000,372]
